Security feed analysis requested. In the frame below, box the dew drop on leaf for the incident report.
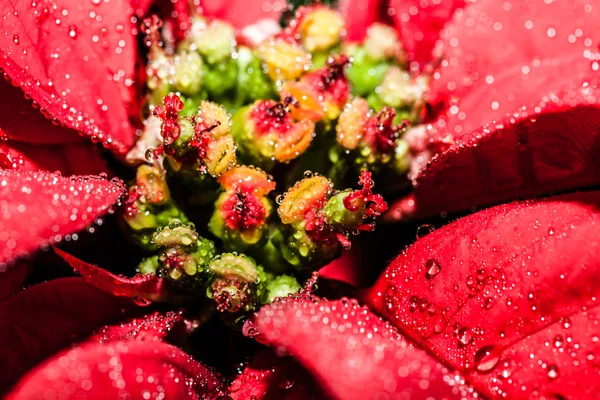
[547,364,559,380]
[473,345,500,373]
[425,258,442,280]
[416,224,435,239]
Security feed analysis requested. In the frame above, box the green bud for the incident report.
[393,139,411,175]
[203,57,238,98]
[347,47,389,97]
[207,253,259,313]
[153,219,198,248]
[173,117,195,151]
[264,274,301,303]
[153,220,216,286]
[193,20,236,65]
[208,253,259,284]
[138,255,159,275]
[323,191,365,228]
[136,165,170,205]
[236,47,277,105]
[172,50,204,96]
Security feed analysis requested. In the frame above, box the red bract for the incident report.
[0,277,137,394]
[7,340,226,400]
[389,0,600,219]
[0,0,139,153]
[391,0,465,69]
[2,0,600,399]
[365,191,600,398]
[0,170,124,264]
[244,294,471,399]
[54,246,182,304]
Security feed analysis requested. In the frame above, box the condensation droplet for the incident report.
[425,258,442,280]
[474,345,500,373]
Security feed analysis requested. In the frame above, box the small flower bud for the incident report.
[278,175,332,224]
[153,219,216,286]
[295,6,345,53]
[258,38,311,82]
[263,274,301,303]
[233,100,315,168]
[207,253,259,313]
[237,46,277,104]
[336,97,369,150]
[192,19,236,65]
[378,67,428,110]
[197,101,231,138]
[153,219,198,248]
[218,165,276,197]
[273,171,386,270]
[210,166,275,249]
[138,255,159,275]
[363,23,402,62]
[135,165,170,205]
[172,50,204,96]
[282,55,350,122]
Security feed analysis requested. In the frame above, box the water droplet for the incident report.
[416,224,435,239]
[278,373,295,390]
[474,345,500,373]
[132,296,152,306]
[547,364,559,380]
[12,35,19,44]
[303,170,313,178]
[425,258,442,280]
[457,327,472,348]
[68,25,77,38]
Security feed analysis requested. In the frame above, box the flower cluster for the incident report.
[1,0,599,399]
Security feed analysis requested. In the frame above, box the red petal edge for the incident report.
[366,191,600,399]
[245,294,473,399]
[0,170,124,264]
[1,140,110,176]
[90,311,183,343]
[0,0,138,154]
[6,340,227,400]
[0,277,137,394]
[54,246,180,304]
[0,78,81,144]
[0,260,30,302]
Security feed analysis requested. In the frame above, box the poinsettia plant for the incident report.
[1,0,599,398]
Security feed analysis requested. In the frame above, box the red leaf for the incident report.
[0,78,80,144]
[0,277,137,394]
[5,340,227,399]
[200,0,284,29]
[0,170,124,263]
[339,0,389,41]
[429,0,599,106]
[365,191,600,399]
[90,311,183,343]
[230,350,325,399]
[0,260,30,302]
[390,0,465,68]
[247,295,470,399]
[54,246,181,304]
[2,140,109,175]
[0,0,137,154]
[403,0,600,218]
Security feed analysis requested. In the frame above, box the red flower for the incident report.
[1,0,599,399]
